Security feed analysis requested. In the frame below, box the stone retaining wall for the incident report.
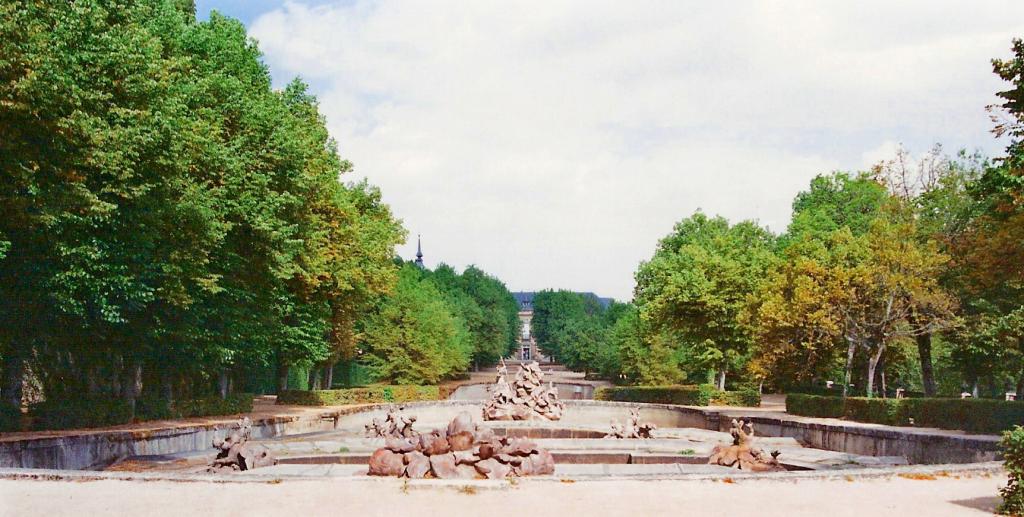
[0,399,1001,470]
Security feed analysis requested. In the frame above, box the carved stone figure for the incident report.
[483,361,565,421]
[708,419,784,472]
[605,407,656,439]
[207,417,278,473]
[365,406,418,439]
[367,411,555,479]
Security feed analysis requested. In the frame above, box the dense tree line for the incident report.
[353,262,521,386]
[0,1,521,418]
[552,40,1024,398]
[529,290,629,379]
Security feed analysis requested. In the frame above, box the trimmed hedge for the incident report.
[786,394,1024,434]
[25,393,254,431]
[172,393,254,418]
[785,393,844,418]
[277,385,443,406]
[711,386,762,407]
[30,397,134,431]
[0,402,23,432]
[1000,426,1024,515]
[843,397,904,426]
[594,384,760,407]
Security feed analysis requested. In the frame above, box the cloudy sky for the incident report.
[197,1,1024,301]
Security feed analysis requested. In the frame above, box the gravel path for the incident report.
[0,472,1006,516]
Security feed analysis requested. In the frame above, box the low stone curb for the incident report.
[0,461,1004,485]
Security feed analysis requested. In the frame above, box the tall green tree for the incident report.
[635,212,776,389]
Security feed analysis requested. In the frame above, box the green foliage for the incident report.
[25,393,253,431]
[843,397,904,426]
[0,0,408,415]
[635,212,776,387]
[530,291,629,379]
[1000,426,1024,516]
[417,264,521,368]
[594,384,757,407]
[786,395,1024,433]
[277,386,443,406]
[358,264,472,384]
[173,393,254,418]
[785,394,845,418]
[29,397,134,431]
[711,386,762,407]
[0,402,22,432]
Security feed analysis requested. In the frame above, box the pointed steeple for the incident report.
[414,234,424,268]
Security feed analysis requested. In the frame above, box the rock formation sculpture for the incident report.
[708,419,784,472]
[368,411,555,479]
[484,360,565,421]
[605,407,656,439]
[207,417,278,473]
[365,406,418,439]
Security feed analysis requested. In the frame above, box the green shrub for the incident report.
[1000,426,1024,516]
[174,393,253,418]
[22,393,253,431]
[0,402,22,432]
[711,386,761,407]
[594,385,758,407]
[786,394,845,418]
[29,397,133,431]
[277,386,442,406]
[595,385,709,405]
[844,397,905,426]
[786,394,1024,434]
[136,395,175,421]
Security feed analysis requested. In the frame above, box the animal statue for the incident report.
[605,407,656,439]
[708,419,784,472]
[208,417,278,472]
[365,406,419,439]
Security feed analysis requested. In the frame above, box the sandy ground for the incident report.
[0,473,1007,517]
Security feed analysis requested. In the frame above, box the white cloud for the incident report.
[250,0,1024,300]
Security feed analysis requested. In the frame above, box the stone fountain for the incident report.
[367,410,555,479]
[483,360,565,421]
[708,419,784,472]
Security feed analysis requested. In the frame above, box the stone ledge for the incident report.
[0,461,1004,484]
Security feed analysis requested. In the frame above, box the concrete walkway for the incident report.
[0,471,1007,516]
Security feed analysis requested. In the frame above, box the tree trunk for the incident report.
[161,374,173,403]
[916,332,937,397]
[276,362,289,393]
[842,339,856,398]
[866,345,885,399]
[122,359,142,418]
[322,363,334,390]
[1,348,24,407]
[878,355,887,398]
[717,367,727,391]
[218,370,229,399]
[308,367,321,390]
[86,364,99,395]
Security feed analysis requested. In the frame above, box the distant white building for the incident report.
[511,291,613,362]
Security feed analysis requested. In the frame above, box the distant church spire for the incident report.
[415,234,424,268]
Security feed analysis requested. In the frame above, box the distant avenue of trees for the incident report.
[0,1,520,416]
[537,40,1024,399]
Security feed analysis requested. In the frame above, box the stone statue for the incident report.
[368,411,555,479]
[207,417,278,473]
[365,406,418,439]
[483,361,565,421]
[605,407,656,439]
[708,419,784,472]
